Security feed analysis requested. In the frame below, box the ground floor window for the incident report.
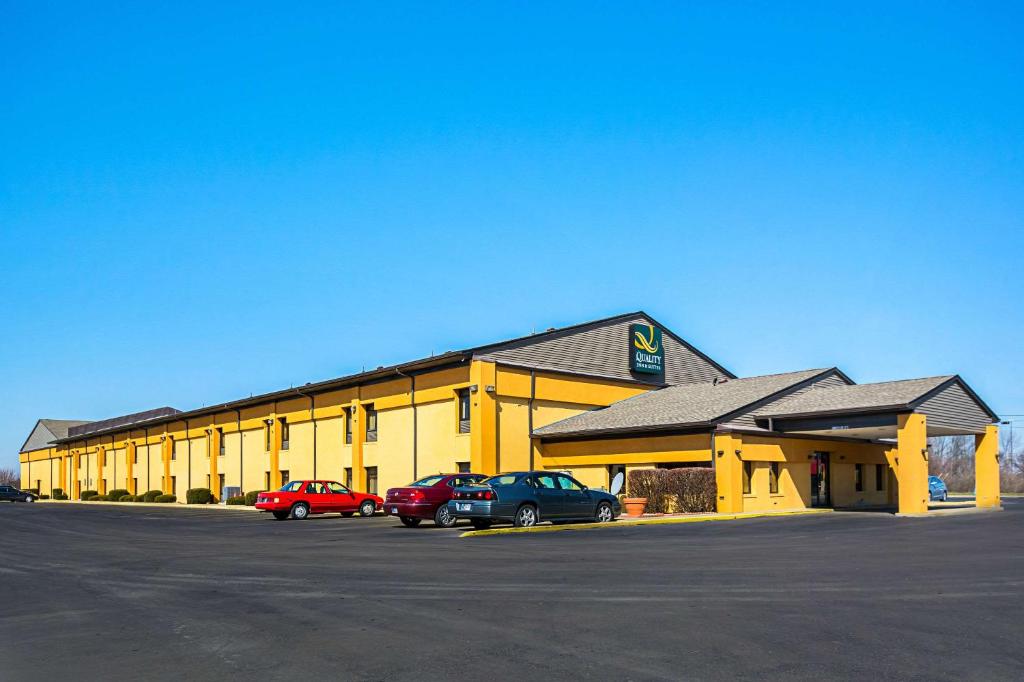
[876,464,884,491]
[264,471,270,490]
[769,463,779,494]
[171,476,177,495]
[742,461,752,494]
[366,467,378,495]
[608,464,625,492]
[281,470,290,486]
[855,464,864,492]
[218,474,225,496]
[344,467,353,488]
[456,461,471,473]
[132,477,137,494]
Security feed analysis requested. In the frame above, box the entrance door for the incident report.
[810,452,831,507]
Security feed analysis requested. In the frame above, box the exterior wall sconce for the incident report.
[469,385,478,393]
[485,385,496,393]
[716,450,724,458]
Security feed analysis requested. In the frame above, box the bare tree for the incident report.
[0,467,18,487]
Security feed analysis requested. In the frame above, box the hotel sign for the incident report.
[630,323,664,375]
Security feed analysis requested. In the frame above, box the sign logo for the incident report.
[630,324,664,375]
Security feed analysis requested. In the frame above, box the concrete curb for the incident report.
[37,499,261,511]
[896,505,1004,518]
[460,508,833,537]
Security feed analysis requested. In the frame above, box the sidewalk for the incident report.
[38,499,260,511]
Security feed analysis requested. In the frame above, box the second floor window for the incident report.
[365,405,377,442]
[264,423,272,452]
[280,419,290,450]
[457,389,471,434]
[344,407,353,445]
[218,428,225,456]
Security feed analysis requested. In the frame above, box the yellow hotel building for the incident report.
[18,312,1001,514]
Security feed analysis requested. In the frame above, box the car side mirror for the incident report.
[581,486,589,492]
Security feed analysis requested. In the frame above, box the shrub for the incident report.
[663,467,716,513]
[28,488,40,495]
[226,495,246,505]
[40,494,50,500]
[88,495,108,501]
[186,488,213,505]
[244,490,266,506]
[80,490,99,500]
[142,490,163,502]
[119,494,134,502]
[154,494,176,503]
[52,487,64,497]
[107,489,130,502]
[55,493,69,500]
[627,469,670,513]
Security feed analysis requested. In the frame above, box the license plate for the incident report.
[457,503,472,512]
[391,506,398,514]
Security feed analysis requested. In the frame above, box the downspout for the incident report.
[145,427,150,492]
[295,388,316,480]
[234,408,243,493]
[185,418,191,494]
[395,368,416,479]
[528,370,536,469]
[111,435,116,490]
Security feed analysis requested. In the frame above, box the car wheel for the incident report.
[513,505,538,528]
[24,496,35,503]
[359,500,376,517]
[272,510,289,520]
[470,519,492,530]
[400,516,421,527]
[942,492,948,502]
[290,503,310,520]
[595,502,614,523]
[434,505,456,528]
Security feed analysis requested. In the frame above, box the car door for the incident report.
[555,474,591,519]
[532,473,565,519]
[326,481,358,512]
[304,482,331,513]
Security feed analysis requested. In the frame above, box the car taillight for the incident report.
[410,491,425,501]
[473,490,493,500]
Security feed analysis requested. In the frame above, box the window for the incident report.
[365,405,378,442]
[457,461,471,473]
[280,480,303,492]
[132,477,137,494]
[171,476,177,495]
[218,428,225,457]
[328,482,350,495]
[450,475,484,488]
[366,467,378,495]
[170,438,176,460]
[344,467,352,488]
[769,462,779,494]
[457,389,471,434]
[608,464,626,492]
[556,474,584,491]
[485,474,521,486]
[218,474,224,495]
[855,464,864,492]
[344,408,353,445]
[205,435,211,458]
[133,449,138,464]
[264,422,272,452]
[280,419,289,450]
[534,474,558,489]
[280,470,290,486]
[742,461,752,494]
[206,474,211,488]
[264,471,271,490]
[306,482,328,494]
[411,475,447,487]
[876,464,885,491]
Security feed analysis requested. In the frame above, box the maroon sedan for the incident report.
[385,473,486,527]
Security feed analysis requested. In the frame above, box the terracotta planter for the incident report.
[623,497,648,517]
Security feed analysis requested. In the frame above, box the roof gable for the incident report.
[474,311,733,386]
[20,419,91,453]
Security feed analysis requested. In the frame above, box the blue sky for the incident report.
[2,3,1022,469]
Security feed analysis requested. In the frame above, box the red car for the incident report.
[384,473,486,527]
[255,480,382,520]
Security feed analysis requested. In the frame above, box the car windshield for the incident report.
[279,481,304,492]
[482,474,520,486]
[409,475,447,487]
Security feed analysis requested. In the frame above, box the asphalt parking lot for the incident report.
[2,500,1022,681]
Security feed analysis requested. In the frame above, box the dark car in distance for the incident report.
[385,473,486,527]
[448,471,620,529]
[0,485,36,503]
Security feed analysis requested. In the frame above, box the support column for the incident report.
[126,442,136,493]
[72,452,80,498]
[896,413,928,514]
[269,415,282,490]
[162,435,173,494]
[209,426,221,499]
[714,432,744,513]
[469,360,498,475]
[352,400,366,491]
[975,424,1000,509]
[59,454,67,495]
[97,446,106,495]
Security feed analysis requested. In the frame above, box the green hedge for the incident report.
[186,488,213,504]
[52,487,64,496]
[142,490,163,502]
[244,490,266,506]
[53,493,69,500]
[88,495,108,501]
[40,494,50,500]
[118,494,134,502]
[81,490,99,500]
[108,489,130,502]
[154,494,176,503]
[226,495,246,505]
